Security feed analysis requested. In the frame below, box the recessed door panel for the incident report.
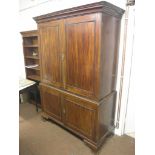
[63,95,96,139]
[64,15,98,98]
[39,22,62,88]
[40,84,62,121]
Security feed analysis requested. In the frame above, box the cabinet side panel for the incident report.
[98,91,116,140]
[100,14,121,98]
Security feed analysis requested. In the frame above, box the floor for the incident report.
[19,103,135,155]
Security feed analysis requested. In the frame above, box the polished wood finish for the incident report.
[63,94,96,140]
[21,30,41,82]
[39,21,63,87]
[65,14,98,99]
[40,84,62,121]
[34,1,124,150]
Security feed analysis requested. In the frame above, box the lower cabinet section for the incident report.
[40,83,116,150]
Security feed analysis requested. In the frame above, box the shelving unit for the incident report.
[21,30,40,82]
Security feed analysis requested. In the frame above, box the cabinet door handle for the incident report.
[62,53,64,61]
[63,109,66,114]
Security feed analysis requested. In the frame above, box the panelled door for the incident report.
[64,14,100,99]
[40,84,62,121]
[62,94,97,140]
[39,20,64,88]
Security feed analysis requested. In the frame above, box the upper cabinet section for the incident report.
[34,1,124,100]
[38,14,101,99]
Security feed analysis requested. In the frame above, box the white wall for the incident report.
[19,0,125,31]
[123,6,135,137]
[19,0,135,136]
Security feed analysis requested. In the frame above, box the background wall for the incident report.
[19,0,135,137]
[19,0,125,31]
[119,5,135,137]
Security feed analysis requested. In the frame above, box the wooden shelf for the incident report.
[25,56,39,59]
[23,35,38,38]
[24,45,38,47]
[25,66,40,70]
[27,75,40,81]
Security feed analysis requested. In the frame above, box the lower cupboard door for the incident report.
[63,95,96,140]
[40,85,62,121]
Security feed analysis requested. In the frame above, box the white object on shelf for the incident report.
[25,64,38,68]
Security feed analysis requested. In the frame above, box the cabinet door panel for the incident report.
[39,21,62,88]
[64,14,99,99]
[63,95,96,139]
[40,84,62,121]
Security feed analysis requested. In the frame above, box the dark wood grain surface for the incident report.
[39,21,63,87]
[65,14,96,98]
[40,84,62,121]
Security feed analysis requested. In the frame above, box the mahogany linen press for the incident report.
[34,1,124,150]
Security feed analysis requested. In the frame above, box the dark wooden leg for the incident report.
[34,88,38,112]
[19,93,22,104]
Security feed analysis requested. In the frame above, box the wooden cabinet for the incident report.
[34,1,124,150]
